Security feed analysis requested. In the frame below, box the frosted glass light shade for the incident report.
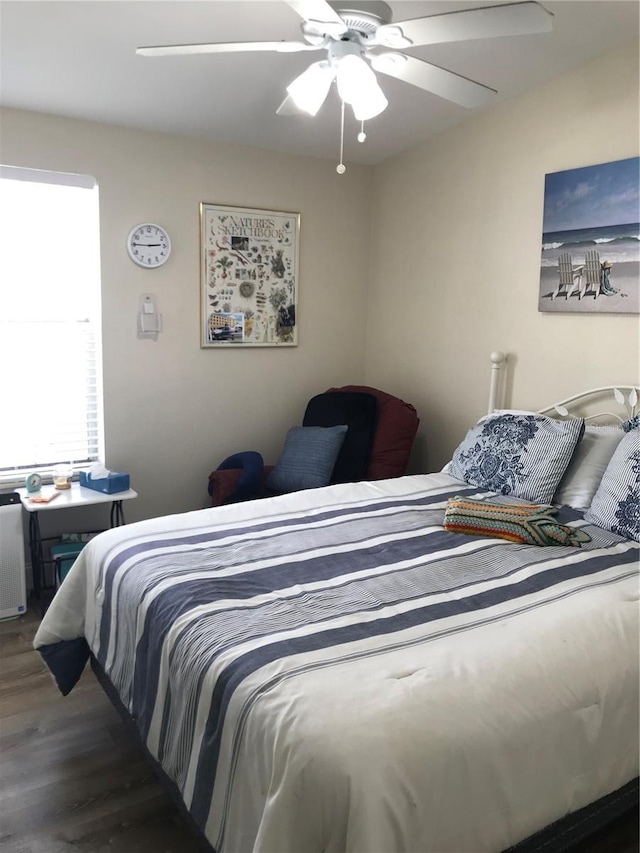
[286,61,335,116]
[336,54,388,121]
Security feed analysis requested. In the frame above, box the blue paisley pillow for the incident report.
[449,413,584,503]
[622,413,640,432]
[584,427,640,542]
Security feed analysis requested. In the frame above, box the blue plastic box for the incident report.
[79,470,130,494]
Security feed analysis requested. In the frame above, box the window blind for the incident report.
[0,166,104,484]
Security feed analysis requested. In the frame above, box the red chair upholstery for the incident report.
[208,385,419,506]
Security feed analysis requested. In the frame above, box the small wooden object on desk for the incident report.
[28,491,62,504]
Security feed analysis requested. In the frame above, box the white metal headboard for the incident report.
[488,351,506,414]
[539,387,639,423]
[487,351,639,424]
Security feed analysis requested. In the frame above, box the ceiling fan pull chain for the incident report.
[358,120,366,143]
[336,99,346,174]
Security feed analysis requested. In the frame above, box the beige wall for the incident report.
[366,40,640,473]
[0,109,372,525]
[2,39,639,532]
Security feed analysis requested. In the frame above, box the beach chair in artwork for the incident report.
[581,249,601,299]
[552,252,583,299]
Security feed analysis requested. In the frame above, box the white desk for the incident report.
[17,483,138,598]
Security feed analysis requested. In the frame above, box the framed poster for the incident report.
[539,156,639,314]
[200,203,299,346]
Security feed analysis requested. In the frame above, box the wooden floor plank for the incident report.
[0,609,637,853]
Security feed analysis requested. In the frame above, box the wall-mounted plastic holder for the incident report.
[138,293,162,340]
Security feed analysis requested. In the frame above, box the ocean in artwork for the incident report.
[541,222,640,267]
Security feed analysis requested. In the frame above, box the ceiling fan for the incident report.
[137,1,553,170]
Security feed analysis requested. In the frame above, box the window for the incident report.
[0,166,104,485]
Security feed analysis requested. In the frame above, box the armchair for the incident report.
[208,385,419,507]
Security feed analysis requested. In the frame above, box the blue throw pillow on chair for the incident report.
[266,425,348,494]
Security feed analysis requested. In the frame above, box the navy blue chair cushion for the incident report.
[303,391,378,483]
[211,451,264,502]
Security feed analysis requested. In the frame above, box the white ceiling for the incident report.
[1,1,638,166]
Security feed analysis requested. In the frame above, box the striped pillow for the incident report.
[449,413,584,503]
[444,497,591,547]
[584,427,640,541]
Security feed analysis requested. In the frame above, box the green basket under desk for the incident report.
[50,541,87,586]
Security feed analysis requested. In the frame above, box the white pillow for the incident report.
[553,425,624,510]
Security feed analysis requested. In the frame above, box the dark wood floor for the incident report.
[1,609,637,853]
[0,609,207,853]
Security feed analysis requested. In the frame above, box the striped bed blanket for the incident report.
[34,473,639,853]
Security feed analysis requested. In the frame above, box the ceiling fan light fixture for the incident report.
[350,85,387,121]
[336,54,388,121]
[286,60,336,115]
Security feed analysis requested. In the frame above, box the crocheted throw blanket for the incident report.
[443,496,592,547]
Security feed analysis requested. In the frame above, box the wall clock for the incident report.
[127,223,171,268]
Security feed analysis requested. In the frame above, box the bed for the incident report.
[34,355,639,853]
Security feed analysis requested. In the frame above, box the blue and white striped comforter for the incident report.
[34,473,639,853]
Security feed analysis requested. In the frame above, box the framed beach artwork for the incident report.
[200,203,299,347]
[539,156,639,314]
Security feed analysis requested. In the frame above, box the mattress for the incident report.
[34,473,640,853]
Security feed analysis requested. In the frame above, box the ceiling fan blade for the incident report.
[370,54,497,109]
[380,2,553,48]
[285,0,348,35]
[136,41,319,57]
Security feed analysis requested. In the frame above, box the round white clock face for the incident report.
[127,223,171,268]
